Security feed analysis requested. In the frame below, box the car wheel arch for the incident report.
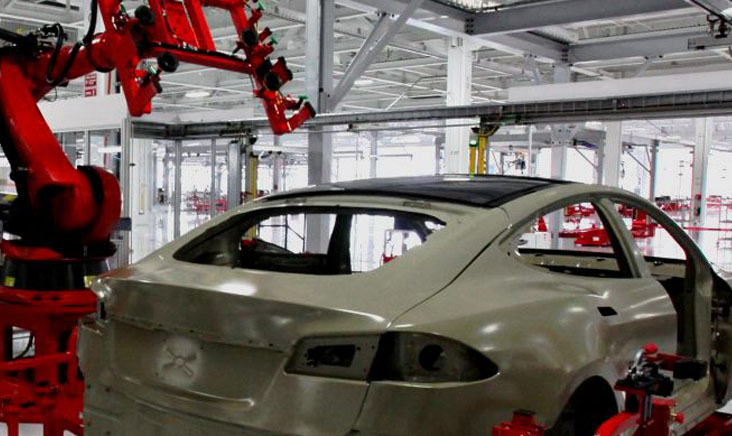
[546,360,621,427]
[546,375,619,434]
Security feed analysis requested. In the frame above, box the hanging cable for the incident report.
[47,0,103,87]
[45,24,81,87]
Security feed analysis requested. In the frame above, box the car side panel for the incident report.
[79,199,511,435]
[354,243,676,435]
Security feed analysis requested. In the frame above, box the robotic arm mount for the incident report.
[0,0,314,253]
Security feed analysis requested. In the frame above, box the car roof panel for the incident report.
[265,175,572,208]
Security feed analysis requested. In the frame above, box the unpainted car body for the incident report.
[78,176,732,435]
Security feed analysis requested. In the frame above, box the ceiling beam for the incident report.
[330,0,424,110]
[337,0,566,61]
[569,27,708,63]
[466,0,691,36]
[337,0,468,23]
[683,0,732,17]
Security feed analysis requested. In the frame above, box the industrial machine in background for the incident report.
[0,1,312,434]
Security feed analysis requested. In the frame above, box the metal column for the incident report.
[162,144,171,205]
[370,132,379,178]
[649,139,660,201]
[550,125,569,180]
[550,64,572,181]
[602,121,623,187]
[445,36,473,174]
[119,118,132,266]
[273,135,283,193]
[306,0,335,187]
[434,135,442,175]
[273,154,284,193]
[527,126,534,177]
[227,139,243,210]
[210,138,218,219]
[306,0,335,253]
[691,118,712,228]
[84,131,91,165]
[173,139,183,239]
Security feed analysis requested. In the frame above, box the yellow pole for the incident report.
[248,154,259,200]
[477,134,488,175]
[469,142,477,175]
[245,153,259,238]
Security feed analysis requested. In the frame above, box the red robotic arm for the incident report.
[0,3,313,435]
[0,0,314,251]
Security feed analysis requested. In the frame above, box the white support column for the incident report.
[434,136,442,175]
[596,141,605,184]
[692,118,712,228]
[602,121,623,187]
[445,36,473,174]
[649,140,660,201]
[162,144,171,204]
[227,139,244,210]
[550,125,569,180]
[273,153,284,193]
[273,135,283,193]
[527,126,534,176]
[305,0,335,185]
[119,118,132,266]
[173,139,183,239]
[369,132,379,178]
[550,64,571,181]
[84,131,92,166]
[306,0,335,252]
[210,138,218,219]
[306,0,335,187]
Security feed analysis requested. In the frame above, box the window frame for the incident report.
[500,195,639,280]
[173,205,447,274]
[601,194,712,279]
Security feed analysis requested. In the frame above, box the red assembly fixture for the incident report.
[491,344,731,436]
[592,343,732,436]
[0,1,313,434]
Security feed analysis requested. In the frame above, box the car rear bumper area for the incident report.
[84,398,281,436]
[78,320,520,436]
[78,321,369,436]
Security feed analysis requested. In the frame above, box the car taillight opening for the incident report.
[370,332,499,383]
[286,333,498,383]
[306,344,357,368]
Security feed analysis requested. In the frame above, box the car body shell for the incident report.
[78,181,732,435]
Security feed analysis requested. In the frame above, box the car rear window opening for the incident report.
[174,207,445,275]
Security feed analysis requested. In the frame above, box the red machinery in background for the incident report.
[0,1,313,434]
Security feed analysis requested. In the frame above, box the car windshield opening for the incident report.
[174,208,446,275]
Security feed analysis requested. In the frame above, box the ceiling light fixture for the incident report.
[354,79,374,87]
[185,90,211,98]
